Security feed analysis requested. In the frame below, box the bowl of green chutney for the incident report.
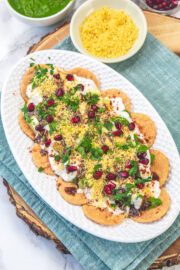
[6,0,75,26]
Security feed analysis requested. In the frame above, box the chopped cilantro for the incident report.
[115,157,120,162]
[150,153,155,164]
[134,134,139,146]
[110,204,116,208]
[30,62,35,67]
[90,147,103,161]
[104,120,113,131]
[136,145,148,153]
[123,109,131,117]
[30,57,35,61]
[49,121,57,135]
[76,146,87,159]
[110,116,129,126]
[129,161,138,177]
[72,178,77,185]
[84,93,100,105]
[54,155,60,161]
[61,148,71,164]
[147,197,162,209]
[93,164,102,172]
[21,103,32,123]
[38,167,43,172]
[98,107,106,113]
[134,177,152,185]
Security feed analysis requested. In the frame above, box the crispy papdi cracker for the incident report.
[150,149,169,186]
[21,64,50,102]
[82,205,125,225]
[131,113,156,147]
[19,112,35,140]
[132,188,170,223]
[100,88,131,113]
[32,143,54,175]
[57,177,88,205]
[68,67,99,88]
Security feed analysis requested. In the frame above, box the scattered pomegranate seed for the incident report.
[76,84,84,91]
[46,115,53,123]
[67,165,77,172]
[45,139,51,147]
[139,159,149,165]
[146,0,177,10]
[115,121,121,130]
[88,111,95,119]
[56,88,64,97]
[125,161,132,169]
[54,134,62,141]
[104,185,112,195]
[66,74,74,81]
[107,181,116,189]
[137,151,147,160]
[71,116,80,123]
[119,171,129,178]
[102,145,109,154]
[35,125,44,132]
[47,98,54,107]
[113,130,123,136]
[119,188,126,194]
[107,173,116,180]
[93,171,103,179]
[53,74,60,80]
[28,103,35,112]
[91,105,98,111]
[137,183,144,189]
[128,122,135,131]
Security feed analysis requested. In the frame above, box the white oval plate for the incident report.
[1,50,180,242]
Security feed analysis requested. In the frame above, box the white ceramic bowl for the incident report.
[70,0,147,63]
[5,0,75,26]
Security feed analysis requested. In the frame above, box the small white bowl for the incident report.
[5,0,75,26]
[70,0,147,63]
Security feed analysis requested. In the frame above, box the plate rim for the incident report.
[1,49,180,243]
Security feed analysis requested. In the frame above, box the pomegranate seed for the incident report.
[102,145,109,154]
[104,185,112,195]
[47,99,54,107]
[35,125,44,132]
[107,173,116,180]
[119,188,126,194]
[53,74,60,80]
[137,183,144,189]
[113,130,123,136]
[56,88,64,97]
[46,115,53,123]
[54,134,62,141]
[139,159,149,165]
[71,116,80,123]
[45,139,51,147]
[91,105,98,111]
[119,171,129,178]
[66,74,74,81]
[115,121,121,130]
[28,103,35,112]
[125,161,132,169]
[137,151,147,159]
[88,111,95,119]
[128,122,135,131]
[93,171,103,179]
[76,84,84,91]
[107,181,116,189]
[67,165,77,172]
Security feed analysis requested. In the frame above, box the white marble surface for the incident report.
[0,0,179,269]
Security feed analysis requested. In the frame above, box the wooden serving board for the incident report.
[3,10,180,269]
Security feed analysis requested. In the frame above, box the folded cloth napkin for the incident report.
[0,33,180,270]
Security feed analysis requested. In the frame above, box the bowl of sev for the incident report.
[70,0,147,63]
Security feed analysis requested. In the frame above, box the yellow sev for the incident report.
[80,6,138,58]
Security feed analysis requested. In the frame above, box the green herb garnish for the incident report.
[54,155,60,162]
[129,161,138,177]
[150,153,155,164]
[38,167,43,172]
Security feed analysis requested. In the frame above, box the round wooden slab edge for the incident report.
[3,10,180,268]
[28,11,180,56]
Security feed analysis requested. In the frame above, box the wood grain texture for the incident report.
[28,11,180,56]
[4,11,180,268]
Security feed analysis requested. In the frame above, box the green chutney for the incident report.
[8,0,72,18]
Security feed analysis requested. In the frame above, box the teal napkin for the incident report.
[0,33,180,270]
